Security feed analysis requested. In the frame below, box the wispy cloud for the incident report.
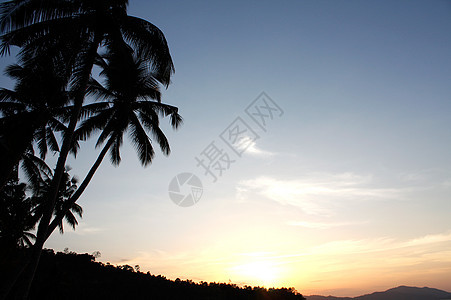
[402,231,451,248]
[68,223,104,235]
[270,231,451,268]
[286,220,367,229]
[230,231,451,272]
[237,173,408,215]
[236,137,275,157]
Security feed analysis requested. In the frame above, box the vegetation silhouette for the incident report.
[1,165,82,250]
[5,248,306,300]
[0,0,178,298]
[0,164,83,299]
[0,36,75,189]
[0,169,36,250]
[30,167,82,235]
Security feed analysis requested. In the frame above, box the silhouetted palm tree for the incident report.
[0,153,50,262]
[0,173,36,250]
[30,167,82,234]
[0,162,82,249]
[0,1,175,297]
[0,0,174,190]
[0,154,85,299]
[0,157,84,300]
[81,47,181,165]
[0,60,71,161]
[46,47,181,238]
[0,2,176,298]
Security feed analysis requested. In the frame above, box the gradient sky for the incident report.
[2,0,451,297]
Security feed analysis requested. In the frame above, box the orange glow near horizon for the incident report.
[103,228,451,298]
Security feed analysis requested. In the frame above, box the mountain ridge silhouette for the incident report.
[306,286,451,300]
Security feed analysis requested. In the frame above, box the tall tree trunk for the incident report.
[0,125,38,299]
[10,39,102,300]
[47,138,113,238]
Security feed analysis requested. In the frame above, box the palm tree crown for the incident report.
[78,47,181,166]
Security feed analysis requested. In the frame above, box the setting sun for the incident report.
[236,261,277,282]
[227,253,289,287]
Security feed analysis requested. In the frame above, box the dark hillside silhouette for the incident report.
[306,286,451,300]
[3,249,306,300]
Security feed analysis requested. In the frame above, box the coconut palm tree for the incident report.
[0,31,77,190]
[0,60,72,160]
[81,46,181,165]
[0,0,174,188]
[0,152,84,299]
[0,57,74,300]
[0,173,36,250]
[0,0,174,242]
[0,157,81,249]
[0,155,84,300]
[46,46,182,239]
[0,0,174,231]
[0,1,176,298]
[31,168,82,234]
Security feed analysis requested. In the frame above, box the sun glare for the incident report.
[233,260,279,286]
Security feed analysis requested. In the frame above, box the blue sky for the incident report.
[1,0,451,297]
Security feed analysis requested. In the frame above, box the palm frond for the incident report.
[1,16,78,56]
[0,0,78,34]
[75,107,114,142]
[138,109,170,155]
[78,101,112,120]
[120,16,174,87]
[109,133,123,166]
[0,88,20,103]
[128,114,154,166]
[46,125,59,153]
[21,152,52,190]
[95,109,125,147]
[20,231,36,247]
[35,125,48,158]
[86,77,116,102]
[3,63,24,79]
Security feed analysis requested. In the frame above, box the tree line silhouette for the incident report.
[7,248,306,300]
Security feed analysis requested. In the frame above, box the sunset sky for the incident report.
[2,0,451,297]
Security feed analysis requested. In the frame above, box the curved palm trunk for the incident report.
[47,138,114,238]
[2,138,113,300]
[8,39,102,300]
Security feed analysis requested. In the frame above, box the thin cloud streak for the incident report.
[65,223,104,235]
[237,173,424,215]
[286,220,368,229]
[236,137,275,157]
